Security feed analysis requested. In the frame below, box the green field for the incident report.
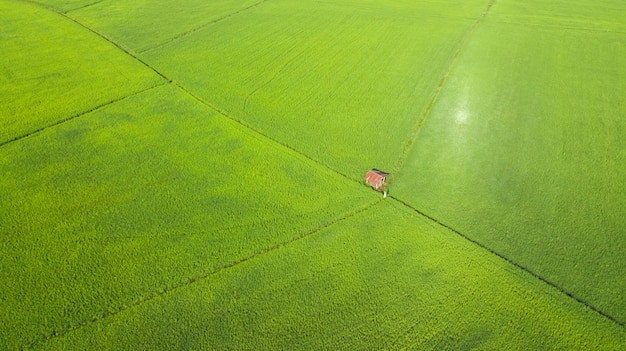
[393,17,626,323]
[1,0,625,349]
[0,0,163,145]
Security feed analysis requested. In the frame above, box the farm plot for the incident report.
[0,84,375,350]
[393,19,626,323]
[40,201,626,350]
[141,0,490,178]
[0,0,163,145]
[67,0,264,53]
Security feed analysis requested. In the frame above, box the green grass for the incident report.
[0,84,373,349]
[0,0,163,145]
[40,202,626,350]
[394,19,626,323]
[141,0,489,177]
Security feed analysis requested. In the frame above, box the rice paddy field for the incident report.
[1,0,625,349]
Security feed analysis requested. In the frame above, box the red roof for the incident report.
[365,170,388,187]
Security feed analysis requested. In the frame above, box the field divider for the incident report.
[63,0,105,14]
[173,83,361,185]
[392,0,497,175]
[27,199,383,350]
[388,195,625,329]
[0,82,169,150]
[138,0,270,54]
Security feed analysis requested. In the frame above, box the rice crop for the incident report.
[1,0,625,349]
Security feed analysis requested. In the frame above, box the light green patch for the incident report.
[0,0,163,145]
[394,21,626,323]
[41,201,626,350]
[0,84,373,350]
[68,0,264,53]
[142,0,489,177]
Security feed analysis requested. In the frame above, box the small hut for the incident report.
[364,170,389,192]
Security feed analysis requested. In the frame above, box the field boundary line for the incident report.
[138,0,270,54]
[388,195,625,329]
[0,83,168,149]
[26,200,382,350]
[174,83,359,184]
[391,0,497,175]
[64,0,104,13]
[107,206,345,242]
